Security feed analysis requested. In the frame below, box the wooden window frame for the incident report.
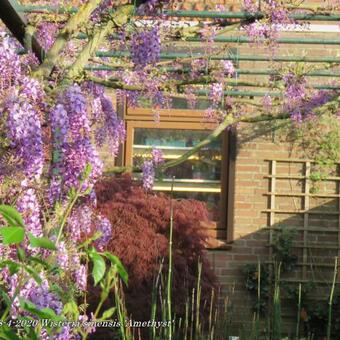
[117,104,236,244]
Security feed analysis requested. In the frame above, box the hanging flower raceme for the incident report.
[190,59,207,79]
[282,72,307,123]
[0,37,45,184]
[137,0,171,15]
[200,24,217,54]
[243,0,258,13]
[8,272,63,318]
[36,21,59,50]
[6,99,44,181]
[67,205,93,244]
[0,36,21,91]
[142,160,155,191]
[141,148,164,191]
[283,72,307,106]
[209,83,224,108]
[184,86,197,109]
[49,85,103,201]
[131,27,161,68]
[220,60,235,77]
[61,84,91,140]
[243,0,292,52]
[16,188,43,239]
[95,95,126,157]
[94,215,112,251]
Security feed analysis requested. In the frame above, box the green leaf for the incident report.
[67,187,77,200]
[0,260,21,275]
[104,252,128,285]
[0,227,24,245]
[27,327,39,340]
[100,307,116,320]
[63,301,79,319]
[7,262,21,275]
[0,288,12,307]
[89,251,106,286]
[81,163,92,181]
[0,205,25,228]
[23,265,42,284]
[28,233,57,250]
[0,326,21,340]
[19,299,62,320]
[28,256,51,270]
[17,248,26,262]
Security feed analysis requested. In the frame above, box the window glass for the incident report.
[133,128,222,222]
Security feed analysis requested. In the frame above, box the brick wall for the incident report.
[206,123,340,334]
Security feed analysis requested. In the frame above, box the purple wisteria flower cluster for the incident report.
[95,95,126,157]
[36,21,59,50]
[243,0,292,52]
[16,188,43,239]
[113,67,172,111]
[282,72,336,123]
[209,83,224,108]
[142,148,165,191]
[136,0,171,15]
[283,72,307,123]
[64,205,113,288]
[0,39,45,183]
[200,24,217,54]
[190,59,207,78]
[94,215,112,251]
[0,33,117,334]
[220,60,235,77]
[131,27,161,68]
[8,272,63,318]
[49,84,103,202]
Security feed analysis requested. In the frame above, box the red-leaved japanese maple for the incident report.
[93,175,217,322]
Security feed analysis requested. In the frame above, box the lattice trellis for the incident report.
[265,159,340,285]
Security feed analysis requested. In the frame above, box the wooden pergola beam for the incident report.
[0,0,44,62]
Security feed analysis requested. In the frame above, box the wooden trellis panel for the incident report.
[265,159,340,285]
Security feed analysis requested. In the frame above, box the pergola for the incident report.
[0,0,339,248]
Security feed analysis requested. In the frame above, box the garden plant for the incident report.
[0,0,339,339]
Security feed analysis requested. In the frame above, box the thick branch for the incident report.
[66,5,134,81]
[158,112,290,171]
[158,95,339,172]
[87,75,141,90]
[103,94,339,175]
[33,0,102,79]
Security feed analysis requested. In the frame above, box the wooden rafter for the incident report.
[0,0,44,62]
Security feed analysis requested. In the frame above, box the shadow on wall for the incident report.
[207,196,340,336]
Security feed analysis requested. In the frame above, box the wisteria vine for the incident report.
[0,0,339,338]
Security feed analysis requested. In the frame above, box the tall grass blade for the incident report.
[184,298,189,340]
[272,262,282,340]
[150,260,164,340]
[195,261,202,337]
[327,256,338,340]
[166,177,175,339]
[296,283,302,340]
[190,288,195,340]
[208,288,215,340]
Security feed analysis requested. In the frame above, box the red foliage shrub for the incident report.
[93,174,217,321]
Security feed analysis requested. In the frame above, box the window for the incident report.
[118,103,236,246]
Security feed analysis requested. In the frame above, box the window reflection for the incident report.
[132,128,222,222]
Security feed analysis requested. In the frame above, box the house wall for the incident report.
[98,1,340,334]
[206,122,340,334]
